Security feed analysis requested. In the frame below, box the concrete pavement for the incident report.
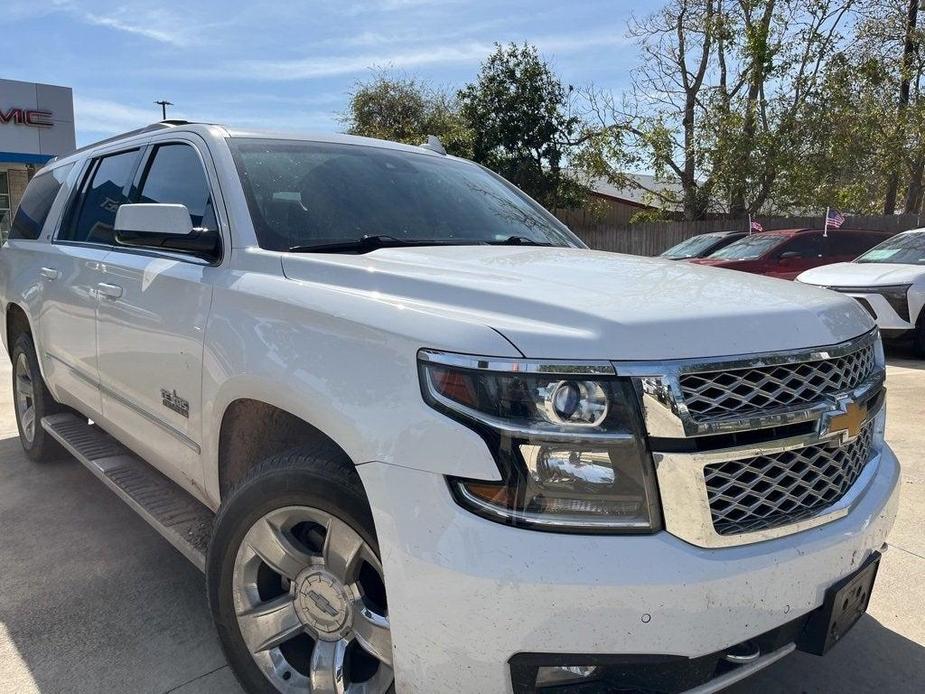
[0,349,922,693]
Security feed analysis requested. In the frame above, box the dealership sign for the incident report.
[0,107,54,128]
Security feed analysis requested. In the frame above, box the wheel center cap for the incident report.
[294,569,353,640]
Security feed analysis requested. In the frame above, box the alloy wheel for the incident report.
[232,506,393,693]
[15,352,36,444]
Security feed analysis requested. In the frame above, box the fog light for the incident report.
[535,665,599,687]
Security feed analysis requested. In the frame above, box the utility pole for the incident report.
[884,0,920,214]
[154,100,174,120]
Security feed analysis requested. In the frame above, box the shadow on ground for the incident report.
[726,614,925,693]
[885,341,924,370]
[0,435,240,693]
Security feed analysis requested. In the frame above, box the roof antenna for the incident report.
[154,99,173,120]
[420,135,447,155]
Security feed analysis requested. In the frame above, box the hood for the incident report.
[798,262,925,287]
[281,246,874,361]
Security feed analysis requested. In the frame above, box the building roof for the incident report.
[587,173,686,211]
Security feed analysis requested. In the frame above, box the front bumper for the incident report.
[358,444,900,693]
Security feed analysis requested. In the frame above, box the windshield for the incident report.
[708,233,785,260]
[855,231,925,265]
[228,138,581,251]
[661,233,726,259]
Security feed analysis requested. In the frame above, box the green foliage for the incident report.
[458,43,586,209]
[340,2,925,219]
[343,71,472,157]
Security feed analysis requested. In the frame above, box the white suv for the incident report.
[798,228,925,357]
[0,121,900,694]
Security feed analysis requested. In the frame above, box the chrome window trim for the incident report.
[614,329,882,438]
[653,400,885,548]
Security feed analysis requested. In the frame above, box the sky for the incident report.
[4,0,649,147]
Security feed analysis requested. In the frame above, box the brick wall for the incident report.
[5,166,32,214]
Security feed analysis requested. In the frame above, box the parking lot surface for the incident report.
[0,350,922,693]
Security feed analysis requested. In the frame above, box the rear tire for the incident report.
[11,333,66,462]
[207,444,394,694]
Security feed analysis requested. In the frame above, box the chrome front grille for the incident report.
[703,422,875,536]
[679,342,875,422]
[619,330,885,547]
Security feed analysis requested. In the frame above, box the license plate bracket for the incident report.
[799,551,881,656]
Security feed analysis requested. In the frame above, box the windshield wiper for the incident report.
[289,234,454,254]
[486,235,554,246]
[288,234,556,253]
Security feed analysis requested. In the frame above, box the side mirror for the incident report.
[778,251,802,263]
[114,203,219,261]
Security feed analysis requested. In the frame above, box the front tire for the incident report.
[207,445,394,694]
[11,333,66,462]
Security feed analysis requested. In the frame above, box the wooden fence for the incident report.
[554,210,924,257]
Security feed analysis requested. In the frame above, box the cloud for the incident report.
[74,96,161,137]
[347,0,460,13]
[228,42,494,80]
[32,1,204,47]
[535,29,632,54]
[217,28,630,82]
[81,12,189,46]
[73,94,344,142]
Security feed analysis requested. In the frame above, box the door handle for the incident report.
[97,282,123,299]
[40,267,59,280]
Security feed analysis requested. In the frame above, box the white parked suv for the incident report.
[0,121,901,694]
[798,228,925,357]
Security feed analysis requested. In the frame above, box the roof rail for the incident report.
[64,121,198,159]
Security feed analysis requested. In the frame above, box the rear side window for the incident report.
[828,232,889,257]
[60,149,139,244]
[0,172,10,241]
[9,164,74,240]
[137,144,216,230]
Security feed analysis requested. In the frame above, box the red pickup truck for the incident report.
[688,228,893,280]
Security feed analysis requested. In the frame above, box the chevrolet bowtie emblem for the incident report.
[821,397,868,442]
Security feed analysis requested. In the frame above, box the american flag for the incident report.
[826,208,846,229]
[750,219,763,233]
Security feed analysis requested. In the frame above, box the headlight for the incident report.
[874,285,912,321]
[835,285,912,321]
[418,350,661,533]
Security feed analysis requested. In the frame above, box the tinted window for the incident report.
[661,233,726,259]
[0,171,10,241]
[779,233,823,258]
[9,164,74,240]
[62,150,139,244]
[709,234,786,260]
[137,144,216,229]
[828,232,889,257]
[229,138,579,252]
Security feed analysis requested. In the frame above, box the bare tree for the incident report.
[577,0,854,219]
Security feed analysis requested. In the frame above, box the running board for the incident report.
[41,413,213,572]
